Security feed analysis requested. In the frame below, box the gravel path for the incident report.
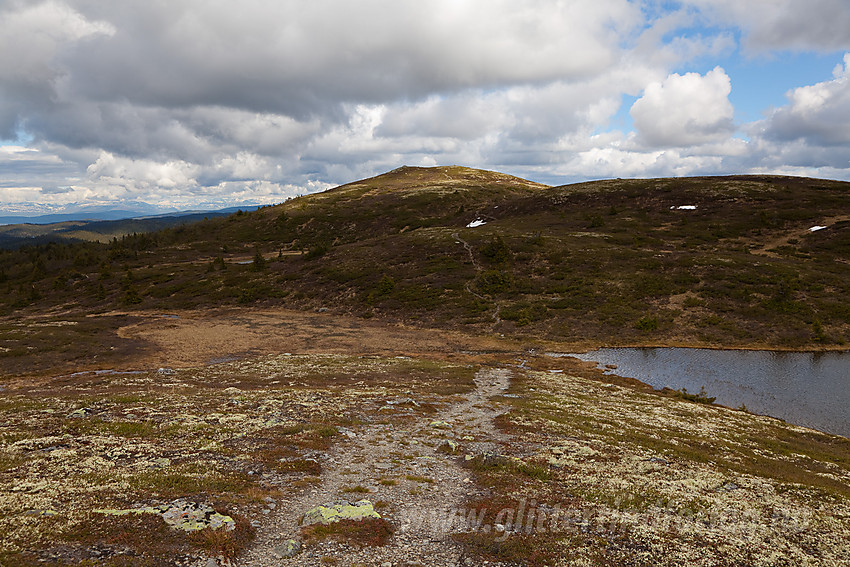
[239,367,513,566]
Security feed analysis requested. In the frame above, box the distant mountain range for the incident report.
[0,206,259,226]
[0,206,261,249]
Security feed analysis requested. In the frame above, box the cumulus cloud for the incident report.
[757,54,850,147]
[630,67,735,148]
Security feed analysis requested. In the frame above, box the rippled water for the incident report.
[559,348,850,438]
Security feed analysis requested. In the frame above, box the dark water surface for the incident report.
[558,348,850,438]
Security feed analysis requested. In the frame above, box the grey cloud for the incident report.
[62,1,635,116]
[687,0,850,53]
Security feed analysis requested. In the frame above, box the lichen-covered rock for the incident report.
[67,407,93,418]
[93,500,235,532]
[160,501,235,531]
[273,539,302,558]
[24,509,58,517]
[300,499,380,526]
[429,420,452,429]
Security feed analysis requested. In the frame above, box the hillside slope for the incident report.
[2,167,850,349]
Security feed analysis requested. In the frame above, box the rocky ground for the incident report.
[1,310,849,566]
[241,367,515,566]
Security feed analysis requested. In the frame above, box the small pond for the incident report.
[556,348,850,438]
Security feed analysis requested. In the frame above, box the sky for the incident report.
[1,0,850,216]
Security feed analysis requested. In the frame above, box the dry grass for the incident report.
[300,518,394,547]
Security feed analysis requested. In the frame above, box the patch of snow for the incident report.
[670,205,697,210]
[809,225,827,232]
[466,219,486,228]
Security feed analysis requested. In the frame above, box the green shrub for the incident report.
[251,249,267,271]
[305,243,329,260]
[635,315,658,331]
[672,386,716,405]
[481,236,511,264]
[375,275,396,296]
[476,269,513,295]
[123,288,143,305]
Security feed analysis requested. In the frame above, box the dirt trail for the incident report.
[240,367,513,566]
[751,214,850,257]
[452,232,502,330]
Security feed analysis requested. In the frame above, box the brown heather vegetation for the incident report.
[3,166,850,352]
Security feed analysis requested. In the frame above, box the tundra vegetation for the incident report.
[1,167,849,565]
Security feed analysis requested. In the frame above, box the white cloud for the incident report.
[630,67,735,148]
[757,53,850,147]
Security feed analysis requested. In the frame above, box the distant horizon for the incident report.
[5,164,848,221]
[0,203,265,226]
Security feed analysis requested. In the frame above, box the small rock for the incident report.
[381,562,392,567]
[481,451,509,467]
[494,523,506,533]
[386,397,420,408]
[429,420,452,429]
[67,407,93,419]
[273,539,302,558]
[337,427,357,439]
[24,509,58,517]
[205,558,218,567]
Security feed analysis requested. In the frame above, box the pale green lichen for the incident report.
[300,499,380,526]
[93,500,235,532]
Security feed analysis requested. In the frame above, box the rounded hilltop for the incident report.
[320,165,550,198]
